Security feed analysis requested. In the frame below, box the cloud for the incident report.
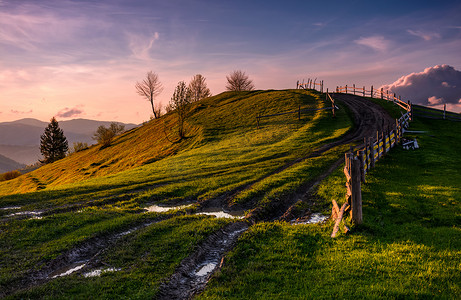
[56,107,84,118]
[407,29,440,41]
[354,36,390,52]
[127,31,160,60]
[380,64,461,106]
[11,109,33,114]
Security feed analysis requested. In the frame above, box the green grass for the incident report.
[0,89,356,298]
[199,116,461,299]
[7,215,233,299]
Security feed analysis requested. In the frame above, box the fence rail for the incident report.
[336,84,411,112]
[331,110,411,237]
[413,104,461,122]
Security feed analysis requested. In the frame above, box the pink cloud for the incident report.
[354,36,390,52]
[380,65,461,106]
[56,107,84,118]
[407,30,440,41]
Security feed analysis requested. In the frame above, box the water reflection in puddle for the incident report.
[6,211,43,218]
[195,262,217,277]
[0,206,21,210]
[83,267,121,278]
[144,204,194,213]
[197,211,244,219]
[292,213,328,225]
[51,263,86,278]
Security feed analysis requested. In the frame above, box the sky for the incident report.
[1,0,461,124]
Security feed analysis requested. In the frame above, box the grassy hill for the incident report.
[0,89,356,298]
[1,89,459,299]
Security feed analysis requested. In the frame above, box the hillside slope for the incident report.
[0,89,341,196]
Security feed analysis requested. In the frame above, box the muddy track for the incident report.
[4,95,395,299]
[157,222,249,300]
[1,218,167,298]
[158,95,395,299]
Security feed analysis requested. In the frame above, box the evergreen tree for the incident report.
[40,117,69,164]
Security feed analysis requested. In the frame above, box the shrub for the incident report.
[93,123,125,147]
[0,170,21,182]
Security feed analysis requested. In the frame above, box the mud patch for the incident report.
[158,222,248,300]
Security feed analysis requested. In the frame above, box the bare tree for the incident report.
[135,71,164,119]
[169,81,191,138]
[225,70,255,91]
[188,74,211,102]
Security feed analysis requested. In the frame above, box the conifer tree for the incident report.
[40,117,69,164]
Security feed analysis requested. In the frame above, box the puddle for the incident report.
[51,263,86,278]
[197,211,244,219]
[292,213,328,225]
[0,206,21,210]
[195,262,217,277]
[6,211,43,218]
[144,204,194,213]
[83,267,121,278]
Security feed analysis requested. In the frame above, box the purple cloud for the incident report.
[380,65,461,106]
[56,107,84,118]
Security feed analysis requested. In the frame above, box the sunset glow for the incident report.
[1,0,461,123]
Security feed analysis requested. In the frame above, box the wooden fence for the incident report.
[297,78,325,93]
[413,104,461,122]
[336,84,411,112]
[331,110,411,237]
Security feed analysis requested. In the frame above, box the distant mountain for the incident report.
[0,153,25,173]
[0,118,138,165]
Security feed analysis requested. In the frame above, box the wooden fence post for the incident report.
[351,156,363,224]
[296,80,299,89]
[353,84,356,95]
[381,88,383,99]
[345,85,348,94]
[358,150,366,183]
[376,131,380,159]
[363,86,365,97]
[369,137,375,168]
[386,90,389,101]
[371,85,373,98]
[381,130,387,156]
